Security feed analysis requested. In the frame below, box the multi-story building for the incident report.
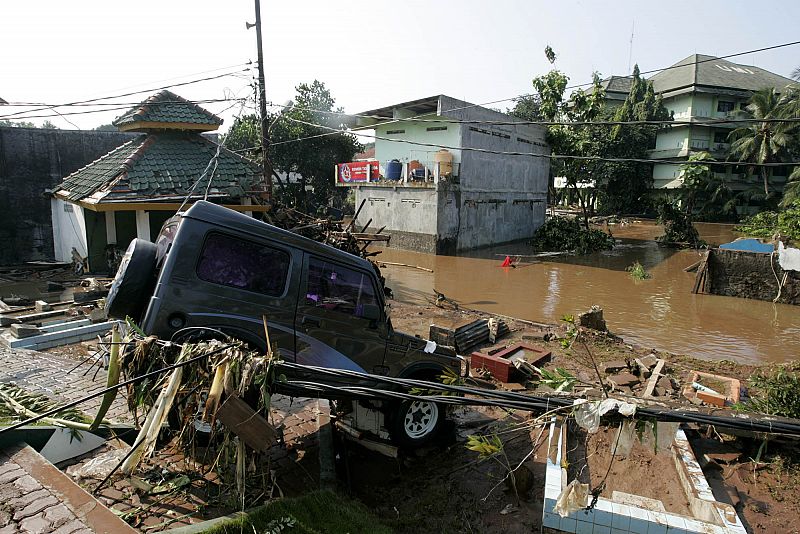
[337,95,550,254]
[647,54,795,190]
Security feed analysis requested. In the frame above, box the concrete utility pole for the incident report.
[252,0,272,202]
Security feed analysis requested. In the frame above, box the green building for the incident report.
[647,54,795,190]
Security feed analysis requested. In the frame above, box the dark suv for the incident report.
[105,201,463,446]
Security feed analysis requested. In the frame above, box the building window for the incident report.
[426,126,447,132]
[305,257,377,318]
[386,129,405,135]
[713,132,729,144]
[717,101,735,113]
[196,233,290,297]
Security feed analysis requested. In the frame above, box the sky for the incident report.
[1,0,799,132]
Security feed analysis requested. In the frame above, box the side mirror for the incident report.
[361,304,381,321]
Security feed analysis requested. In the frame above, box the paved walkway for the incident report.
[0,444,137,534]
[0,348,131,424]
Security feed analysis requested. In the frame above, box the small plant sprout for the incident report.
[626,261,651,280]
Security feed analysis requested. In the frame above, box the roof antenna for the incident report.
[627,20,635,74]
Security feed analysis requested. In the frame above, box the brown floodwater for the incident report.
[377,221,800,364]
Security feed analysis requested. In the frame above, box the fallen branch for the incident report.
[378,261,433,273]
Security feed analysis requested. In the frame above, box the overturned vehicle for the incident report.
[105,201,463,447]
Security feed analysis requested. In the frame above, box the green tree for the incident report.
[529,56,669,224]
[728,87,795,197]
[680,151,738,221]
[0,120,36,128]
[40,120,59,129]
[599,65,671,215]
[528,48,606,228]
[507,94,541,121]
[223,80,362,211]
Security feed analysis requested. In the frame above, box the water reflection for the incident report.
[378,222,800,364]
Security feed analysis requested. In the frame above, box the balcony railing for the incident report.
[335,160,460,187]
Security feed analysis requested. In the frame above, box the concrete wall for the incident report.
[663,94,693,119]
[707,248,799,305]
[353,96,549,254]
[50,198,87,263]
[374,116,462,174]
[444,96,549,250]
[0,127,135,264]
[354,187,439,253]
[655,125,689,151]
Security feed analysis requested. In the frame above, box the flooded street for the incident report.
[378,221,800,364]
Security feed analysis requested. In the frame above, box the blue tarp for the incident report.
[719,238,774,253]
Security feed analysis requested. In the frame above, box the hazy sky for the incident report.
[2,0,799,131]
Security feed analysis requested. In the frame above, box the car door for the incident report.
[294,253,388,376]
[169,230,298,358]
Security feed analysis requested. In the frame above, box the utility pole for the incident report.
[252,0,272,202]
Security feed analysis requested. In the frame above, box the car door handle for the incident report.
[301,316,321,328]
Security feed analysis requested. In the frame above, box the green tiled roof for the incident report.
[112,90,223,129]
[57,132,261,203]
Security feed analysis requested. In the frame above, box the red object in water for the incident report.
[501,256,512,267]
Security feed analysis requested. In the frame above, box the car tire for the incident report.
[389,398,445,448]
[105,238,158,321]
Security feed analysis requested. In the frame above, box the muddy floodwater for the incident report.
[377,221,800,364]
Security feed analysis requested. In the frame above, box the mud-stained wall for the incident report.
[708,248,799,305]
[0,127,134,264]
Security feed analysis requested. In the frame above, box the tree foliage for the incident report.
[735,199,800,241]
[728,87,796,197]
[530,216,615,254]
[679,152,739,221]
[223,80,362,211]
[527,51,670,226]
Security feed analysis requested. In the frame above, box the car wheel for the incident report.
[105,238,158,321]
[390,398,445,448]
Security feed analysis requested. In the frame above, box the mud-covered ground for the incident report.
[38,300,800,533]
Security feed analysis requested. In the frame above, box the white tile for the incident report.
[611,503,632,531]
[664,514,686,529]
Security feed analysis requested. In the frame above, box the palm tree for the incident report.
[728,88,795,197]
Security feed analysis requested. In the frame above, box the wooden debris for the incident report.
[642,359,666,398]
[217,395,277,452]
[377,261,433,272]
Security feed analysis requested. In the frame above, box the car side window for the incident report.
[196,233,290,297]
[305,257,377,318]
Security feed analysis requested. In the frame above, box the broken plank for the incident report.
[14,309,67,323]
[216,395,277,452]
[642,359,666,398]
[377,262,433,273]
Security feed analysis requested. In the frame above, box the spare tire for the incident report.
[105,238,158,321]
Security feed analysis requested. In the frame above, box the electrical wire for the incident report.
[281,115,800,168]
[269,101,800,128]
[264,39,800,145]
[0,68,252,120]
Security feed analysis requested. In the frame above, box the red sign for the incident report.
[337,161,380,183]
